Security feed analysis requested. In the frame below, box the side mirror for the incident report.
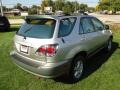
[105,25,110,30]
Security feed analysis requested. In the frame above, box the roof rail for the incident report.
[57,12,88,17]
[72,12,88,16]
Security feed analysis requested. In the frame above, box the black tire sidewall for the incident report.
[69,56,85,82]
[106,39,112,52]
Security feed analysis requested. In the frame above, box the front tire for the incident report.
[104,39,112,52]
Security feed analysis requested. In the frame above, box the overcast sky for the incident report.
[2,0,99,7]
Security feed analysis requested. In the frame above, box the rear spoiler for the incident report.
[25,15,58,20]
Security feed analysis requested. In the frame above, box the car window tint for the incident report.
[59,17,76,37]
[91,18,104,31]
[17,19,56,39]
[81,18,95,33]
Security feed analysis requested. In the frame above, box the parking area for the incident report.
[89,13,120,24]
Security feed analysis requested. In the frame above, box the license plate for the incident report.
[20,45,29,53]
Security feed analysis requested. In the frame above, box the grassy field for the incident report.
[0,25,120,90]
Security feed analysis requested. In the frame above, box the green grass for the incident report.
[0,26,120,90]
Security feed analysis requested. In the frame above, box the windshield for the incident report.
[17,19,56,38]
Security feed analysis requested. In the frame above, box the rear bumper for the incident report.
[10,51,71,78]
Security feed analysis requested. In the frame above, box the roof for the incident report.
[25,13,90,20]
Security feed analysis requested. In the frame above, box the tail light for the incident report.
[37,44,58,57]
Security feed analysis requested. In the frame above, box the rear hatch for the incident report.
[14,17,56,62]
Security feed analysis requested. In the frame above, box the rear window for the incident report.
[17,19,56,38]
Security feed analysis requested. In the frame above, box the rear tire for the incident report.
[68,56,85,82]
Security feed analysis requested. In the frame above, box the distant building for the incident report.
[21,12,28,16]
[55,10,64,15]
[44,6,52,13]
[4,9,28,16]
[10,9,21,15]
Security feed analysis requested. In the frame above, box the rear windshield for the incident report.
[17,19,56,38]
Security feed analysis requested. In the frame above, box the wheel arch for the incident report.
[72,51,87,60]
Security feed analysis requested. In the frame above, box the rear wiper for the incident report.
[24,26,33,33]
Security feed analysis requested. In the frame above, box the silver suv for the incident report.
[10,15,113,82]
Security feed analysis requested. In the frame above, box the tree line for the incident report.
[41,0,90,14]
[96,0,120,13]
[2,0,95,15]
[1,3,39,15]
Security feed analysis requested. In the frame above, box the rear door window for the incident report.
[81,18,95,33]
[17,19,56,38]
[58,17,76,37]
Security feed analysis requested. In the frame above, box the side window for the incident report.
[81,18,95,33]
[91,18,104,31]
[58,17,76,37]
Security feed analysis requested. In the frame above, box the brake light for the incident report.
[37,44,58,57]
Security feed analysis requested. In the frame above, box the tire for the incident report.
[69,56,85,82]
[104,39,112,52]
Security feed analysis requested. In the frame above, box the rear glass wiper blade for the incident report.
[24,26,33,33]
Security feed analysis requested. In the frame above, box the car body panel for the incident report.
[10,50,72,78]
